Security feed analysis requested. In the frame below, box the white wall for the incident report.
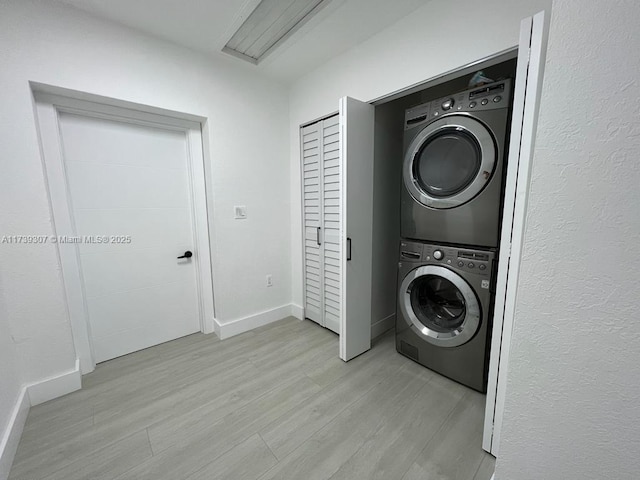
[0,289,22,477]
[0,0,289,416]
[495,1,640,478]
[289,0,552,316]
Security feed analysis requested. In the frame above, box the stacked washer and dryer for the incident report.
[396,79,512,392]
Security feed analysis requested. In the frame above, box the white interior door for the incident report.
[483,10,550,456]
[339,97,375,361]
[58,112,201,363]
[301,114,341,334]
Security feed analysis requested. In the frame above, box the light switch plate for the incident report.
[234,205,247,219]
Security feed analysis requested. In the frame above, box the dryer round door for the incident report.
[403,115,496,209]
[399,265,481,347]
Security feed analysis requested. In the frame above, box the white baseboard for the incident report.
[1,358,82,478]
[0,388,30,480]
[371,313,395,339]
[215,304,299,340]
[290,303,304,320]
[27,358,81,406]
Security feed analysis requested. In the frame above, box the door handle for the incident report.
[177,250,193,259]
[347,238,352,261]
[317,227,321,246]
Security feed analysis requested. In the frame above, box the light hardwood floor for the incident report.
[9,317,494,480]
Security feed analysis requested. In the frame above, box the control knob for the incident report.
[441,98,454,110]
[433,250,444,260]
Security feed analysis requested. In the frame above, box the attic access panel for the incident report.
[223,0,330,64]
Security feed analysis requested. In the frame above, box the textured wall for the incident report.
[0,0,289,405]
[495,1,640,478]
[288,0,552,318]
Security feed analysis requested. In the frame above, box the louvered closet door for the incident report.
[321,115,341,334]
[302,122,323,324]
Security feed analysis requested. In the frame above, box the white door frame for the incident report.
[483,10,549,457]
[33,90,216,374]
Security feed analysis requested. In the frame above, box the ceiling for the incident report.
[57,0,428,83]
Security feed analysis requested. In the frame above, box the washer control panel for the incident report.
[404,78,512,130]
[400,241,495,277]
[429,247,491,275]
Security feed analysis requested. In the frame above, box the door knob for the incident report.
[177,250,193,259]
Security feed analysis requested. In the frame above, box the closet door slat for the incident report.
[302,122,323,325]
[321,115,341,334]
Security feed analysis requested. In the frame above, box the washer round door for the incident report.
[403,115,496,209]
[399,265,481,347]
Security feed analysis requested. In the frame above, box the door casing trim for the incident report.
[33,88,216,374]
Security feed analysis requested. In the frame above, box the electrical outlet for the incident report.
[234,205,247,219]
[266,274,273,287]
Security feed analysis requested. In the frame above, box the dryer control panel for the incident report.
[404,78,512,130]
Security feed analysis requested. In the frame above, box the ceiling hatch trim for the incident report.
[222,0,331,64]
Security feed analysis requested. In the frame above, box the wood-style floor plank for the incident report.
[40,430,152,480]
[184,434,278,480]
[328,373,467,480]
[114,374,321,480]
[9,317,493,480]
[257,363,433,480]
[400,389,494,480]
[473,454,497,480]
[259,333,405,460]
